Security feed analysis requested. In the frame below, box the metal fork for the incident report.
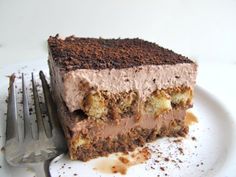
[5,71,66,176]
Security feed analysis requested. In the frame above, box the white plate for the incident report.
[0,60,236,177]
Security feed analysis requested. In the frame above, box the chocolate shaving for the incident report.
[48,35,193,70]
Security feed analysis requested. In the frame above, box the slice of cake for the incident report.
[48,35,197,161]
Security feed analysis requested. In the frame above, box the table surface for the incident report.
[0,0,236,177]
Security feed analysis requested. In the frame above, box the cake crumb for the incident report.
[111,165,127,175]
[173,139,182,143]
[164,157,169,162]
[160,167,165,171]
[118,157,129,164]
[178,148,184,155]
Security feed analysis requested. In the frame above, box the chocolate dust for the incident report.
[93,147,151,175]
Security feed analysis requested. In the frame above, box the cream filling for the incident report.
[68,108,187,147]
[62,63,197,112]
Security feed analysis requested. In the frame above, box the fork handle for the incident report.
[28,160,51,177]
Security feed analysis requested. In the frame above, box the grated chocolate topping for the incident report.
[48,35,193,70]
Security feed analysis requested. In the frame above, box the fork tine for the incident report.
[22,73,36,140]
[39,71,55,129]
[6,75,17,141]
[31,73,42,139]
[40,71,67,151]
[32,73,52,138]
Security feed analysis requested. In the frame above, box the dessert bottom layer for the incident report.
[74,121,188,161]
[65,109,189,161]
